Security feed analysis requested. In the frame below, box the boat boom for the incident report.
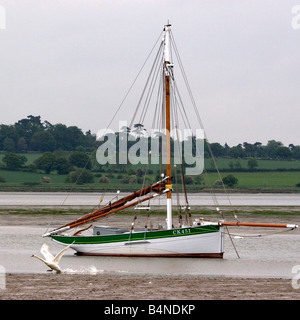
[221,222,298,229]
[43,226,70,237]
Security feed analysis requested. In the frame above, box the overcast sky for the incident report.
[0,0,299,146]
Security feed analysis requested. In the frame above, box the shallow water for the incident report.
[0,192,299,278]
[0,214,299,278]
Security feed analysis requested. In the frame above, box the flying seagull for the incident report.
[31,242,73,274]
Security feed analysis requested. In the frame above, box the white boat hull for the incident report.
[52,225,225,258]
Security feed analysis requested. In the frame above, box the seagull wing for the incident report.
[53,242,73,264]
[40,243,55,262]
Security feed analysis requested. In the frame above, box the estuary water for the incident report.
[0,192,300,278]
[0,191,300,206]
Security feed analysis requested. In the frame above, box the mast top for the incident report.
[163,23,173,73]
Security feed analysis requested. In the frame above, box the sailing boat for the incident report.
[43,24,298,258]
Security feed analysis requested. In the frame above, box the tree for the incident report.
[275,147,292,160]
[222,174,238,188]
[3,137,15,152]
[132,123,146,137]
[53,157,72,175]
[84,130,97,150]
[69,151,92,169]
[227,145,246,158]
[29,131,56,152]
[50,123,72,150]
[243,142,259,157]
[67,126,86,149]
[233,159,242,170]
[34,152,57,174]
[14,115,44,146]
[209,142,225,157]
[228,160,242,170]
[265,140,283,158]
[50,124,96,151]
[2,153,27,170]
[0,124,19,151]
[292,146,300,160]
[17,137,28,152]
[253,142,264,157]
[247,158,258,170]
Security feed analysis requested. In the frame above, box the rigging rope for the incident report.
[227,226,297,238]
[129,41,164,129]
[169,29,240,258]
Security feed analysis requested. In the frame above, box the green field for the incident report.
[207,158,300,171]
[0,169,299,192]
[203,171,300,190]
[0,153,300,192]
[2,153,300,170]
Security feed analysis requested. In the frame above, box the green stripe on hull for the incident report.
[51,224,220,245]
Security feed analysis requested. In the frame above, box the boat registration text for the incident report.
[172,228,191,235]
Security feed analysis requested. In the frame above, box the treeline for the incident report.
[207,141,300,160]
[1,115,300,160]
[0,115,97,153]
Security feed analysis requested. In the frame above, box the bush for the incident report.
[69,151,92,169]
[120,176,130,184]
[2,153,27,170]
[34,152,56,174]
[222,174,238,187]
[53,157,72,175]
[214,179,222,186]
[128,175,144,184]
[0,175,5,183]
[194,175,204,185]
[99,176,110,184]
[185,176,194,185]
[66,168,94,184]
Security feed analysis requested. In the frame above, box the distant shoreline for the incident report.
[0,186,300,193]
[1,206,300,217]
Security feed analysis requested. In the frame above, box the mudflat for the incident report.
[1,273,299,300]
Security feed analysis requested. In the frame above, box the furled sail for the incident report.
[43,178,168,237]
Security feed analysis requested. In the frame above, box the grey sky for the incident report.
[0,0,299,146]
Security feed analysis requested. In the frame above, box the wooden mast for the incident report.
[164,24,173,230]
